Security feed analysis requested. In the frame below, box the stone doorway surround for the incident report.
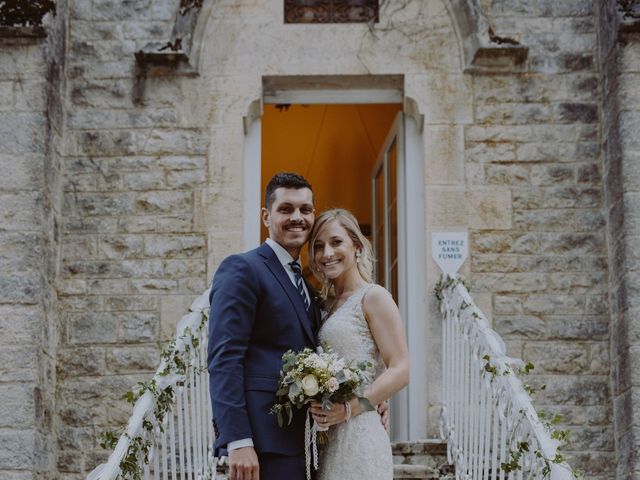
[156,0,518,438]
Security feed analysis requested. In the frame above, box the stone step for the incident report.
[392,440,454,480]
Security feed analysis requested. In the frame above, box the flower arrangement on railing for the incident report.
[436,274,582,480]
[89,290,211,480]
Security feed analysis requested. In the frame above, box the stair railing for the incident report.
[438,274,575,480]
[87,289,216,480]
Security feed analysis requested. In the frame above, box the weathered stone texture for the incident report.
[1,0,637,478]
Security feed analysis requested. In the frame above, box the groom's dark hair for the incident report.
[265,172,313,210]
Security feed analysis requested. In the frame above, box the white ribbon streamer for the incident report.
[304,407,322,480]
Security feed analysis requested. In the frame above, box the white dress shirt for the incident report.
[227,239,310,452]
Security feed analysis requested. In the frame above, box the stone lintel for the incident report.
[134,45,197,76]
[465,44,529,74]
[135,2,202,76]
[0,26,46,46]
[620,18,640,34]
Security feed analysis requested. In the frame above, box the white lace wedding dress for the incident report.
[317,283,393,480]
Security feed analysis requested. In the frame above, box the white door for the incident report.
[372,112,427,441]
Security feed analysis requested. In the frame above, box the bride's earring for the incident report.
[356,251,362,263]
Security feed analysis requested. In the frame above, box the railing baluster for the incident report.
[177,388,186,480]
[169,408,178,480]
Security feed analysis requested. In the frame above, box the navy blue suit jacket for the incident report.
[207,243,319,456]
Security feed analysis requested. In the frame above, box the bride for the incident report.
[307,208,410,480]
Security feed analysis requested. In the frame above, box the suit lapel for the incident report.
[259,243,315,344]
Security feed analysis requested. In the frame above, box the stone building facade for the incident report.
[0,0,639,479]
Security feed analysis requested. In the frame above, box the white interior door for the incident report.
[372,112,427,441]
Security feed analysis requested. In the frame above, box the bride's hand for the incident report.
[310,400,347,427]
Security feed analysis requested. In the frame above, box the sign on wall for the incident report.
[431,232,468,274]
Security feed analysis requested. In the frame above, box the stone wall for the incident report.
[0,0,634,478]
[596,0,640,476]
[0,3,64,477]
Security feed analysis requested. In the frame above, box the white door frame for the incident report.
[242,88,428,441]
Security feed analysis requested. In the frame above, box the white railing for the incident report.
[439,274,574,480]
[87,289,216,480]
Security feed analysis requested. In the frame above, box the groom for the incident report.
[207,172,320,480]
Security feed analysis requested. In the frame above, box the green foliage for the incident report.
[0,0,55,27]
[98,312,208,479]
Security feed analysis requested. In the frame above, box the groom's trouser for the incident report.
[258,452,306,480]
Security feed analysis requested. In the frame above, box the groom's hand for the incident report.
[229,446,259,480]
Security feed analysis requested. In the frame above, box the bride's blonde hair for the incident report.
[308,208,374,300]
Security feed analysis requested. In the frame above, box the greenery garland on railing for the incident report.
[436,275,583,479]
[97,311,208,480]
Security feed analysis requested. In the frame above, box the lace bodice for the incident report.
[316,283,393,480]
[318,284,384,379]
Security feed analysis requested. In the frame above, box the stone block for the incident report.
[405,73,473,125]
[72,192,135,216]
[494,295,523,315]
[484,164,529,185]
[556,103,598,123]
[158,156,207,170]
[63,216,118,235]
[566,425,614,451]
[474,102,551,125]
[73,130,137,156]
[130,279,178,294]
[0,192,43,231]
[547,271,607,293]
[0,232,43,274]
[540,232,605,255]
[546,315,608,340]
[0,346,38,382]
[118,312,158,342]
[0,383,36,428]
[466,142,516,163]
[135,191,193,214]
[423,125,464,185]
[136,129,208,156]
[512,187,542,209]
[0,113,46,154]
[494,315,546,338]
[116,215,157,233]
[178,277,208,294]
[143,234,205,258]
[0,430,36,469]
[68,312,118,344]
[167,169,207,189]
[513,209,576,232]
[471,232,539,254]
[523,342,589,373]
[57,347,107,379]
[105,295,158,311]
[0,81,15,110]
[523,294,584,314]
[472,273,547,293]
[537,375,609,405]
[98,235,144,259]
[61,235,97,261]
[590,342,610,375]
[530,164,574,185]
[106,346,160,373]
[121,170,166,190]
[541,185,601,208]
[426,187,511,230]
[0,275,42,305]
[0,154,44,191]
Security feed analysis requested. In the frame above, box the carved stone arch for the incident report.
[137,0,527,74]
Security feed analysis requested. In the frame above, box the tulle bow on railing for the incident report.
[438,274,575,480]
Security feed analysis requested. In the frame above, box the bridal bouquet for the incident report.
[270,344,373,428]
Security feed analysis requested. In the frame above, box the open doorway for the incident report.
[261,103,402,277]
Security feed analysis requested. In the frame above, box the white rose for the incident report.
[301,374,319,397]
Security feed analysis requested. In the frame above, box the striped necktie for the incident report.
[289,261,310,311]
